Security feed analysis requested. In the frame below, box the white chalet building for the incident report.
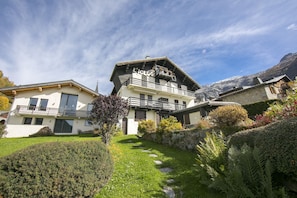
[110,56,201,134]
[0,80,99,137]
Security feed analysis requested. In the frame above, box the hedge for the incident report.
[0,141,113,198]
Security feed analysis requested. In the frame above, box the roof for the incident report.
[172,100,240,114]
[0,79,100,97]
[110,56,201,91]
[219,74,291,98]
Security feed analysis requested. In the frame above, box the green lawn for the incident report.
[0,135,221,198]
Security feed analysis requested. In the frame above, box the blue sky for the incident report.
[0,0,296,94]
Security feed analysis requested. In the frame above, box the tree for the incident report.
[89,95,128,145]
[0,70,14,111]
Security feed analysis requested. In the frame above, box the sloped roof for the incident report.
[0,79,100,97]
[219,74,291,98]
[110,56,200,91]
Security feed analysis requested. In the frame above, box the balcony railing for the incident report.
[15,105,90,118]
[123,78,195,97]
[128,97,186,111]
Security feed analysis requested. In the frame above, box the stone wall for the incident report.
[142,129,207,151]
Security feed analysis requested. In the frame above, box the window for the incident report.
[35,118,43,125]
[39,99,48,111]
[54,119,73,133]
[269,86,276,94]
[174,99,179,110]
[87,103,93,116]
[85,120,93,126]
[59,93,78,116]
[182,101,187,108]
[29,98,38,110]
[135,109,146,121]
[140,94,145,107]
[147,95,153,106]
[24,117,32,125]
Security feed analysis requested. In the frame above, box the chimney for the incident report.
[253,77,263,85]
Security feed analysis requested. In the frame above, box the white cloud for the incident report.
[287,23,297,31]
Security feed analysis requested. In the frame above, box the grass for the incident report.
[0,135,221,198]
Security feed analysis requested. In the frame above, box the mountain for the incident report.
[196,52,297,101]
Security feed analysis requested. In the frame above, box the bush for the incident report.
[0,141,113,198]
[156,116,183,133]
[243,100,277,119]
[29,126,54,137]
[196,118,212,130]
[0,125,6,138]
[209,105,249,136]
[138,119,156,135]
[254,118,297,181]
[195,131,227,187]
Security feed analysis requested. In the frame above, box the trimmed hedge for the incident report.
[0,141,113,198]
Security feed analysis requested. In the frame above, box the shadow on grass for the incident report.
[117,136,223,198]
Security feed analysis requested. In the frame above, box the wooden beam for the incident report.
[12,90,17,95]
[38,87,42,92]
[58,84,61,89]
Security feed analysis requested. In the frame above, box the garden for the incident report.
[1,89,297,197]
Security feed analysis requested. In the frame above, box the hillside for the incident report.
[196,52,297,101]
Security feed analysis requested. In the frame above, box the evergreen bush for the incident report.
[254,117,297,180]
[0,141,113,198]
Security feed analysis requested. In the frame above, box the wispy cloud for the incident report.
[287,23,297,31]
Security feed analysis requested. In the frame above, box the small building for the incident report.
[0,80,99,137]
[110,56,201,134]
[216,75,292,105]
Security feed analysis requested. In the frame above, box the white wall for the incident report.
[4,124,45,138]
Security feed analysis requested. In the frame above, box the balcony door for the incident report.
[59,93,78,116]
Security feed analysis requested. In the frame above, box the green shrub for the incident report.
[243,100,277,119]
[156,116,183,133]
[0,141,113,198]
[195,131,227,187]
[0,125,6,138]
[138,119,156,135]
[254,117,297,179]
[216,145,286,197]
[29,126,54,137]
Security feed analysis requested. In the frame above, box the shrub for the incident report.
[254,118,297,182]
[156,116,183,133]
[0,141,113,198]
[209,105,249,127]
[29,126,54,137]
[0,125,6,138]
[209,105,249,136]
[138,119,156,135]
[195,131,227,187]
[243,100,277,119]
[196,118,212,130]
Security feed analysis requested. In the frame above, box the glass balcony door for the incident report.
[59,93,78,116]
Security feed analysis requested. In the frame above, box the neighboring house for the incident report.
[216,75,292,105]
[110,56,202,134]
[0,80,99,137]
